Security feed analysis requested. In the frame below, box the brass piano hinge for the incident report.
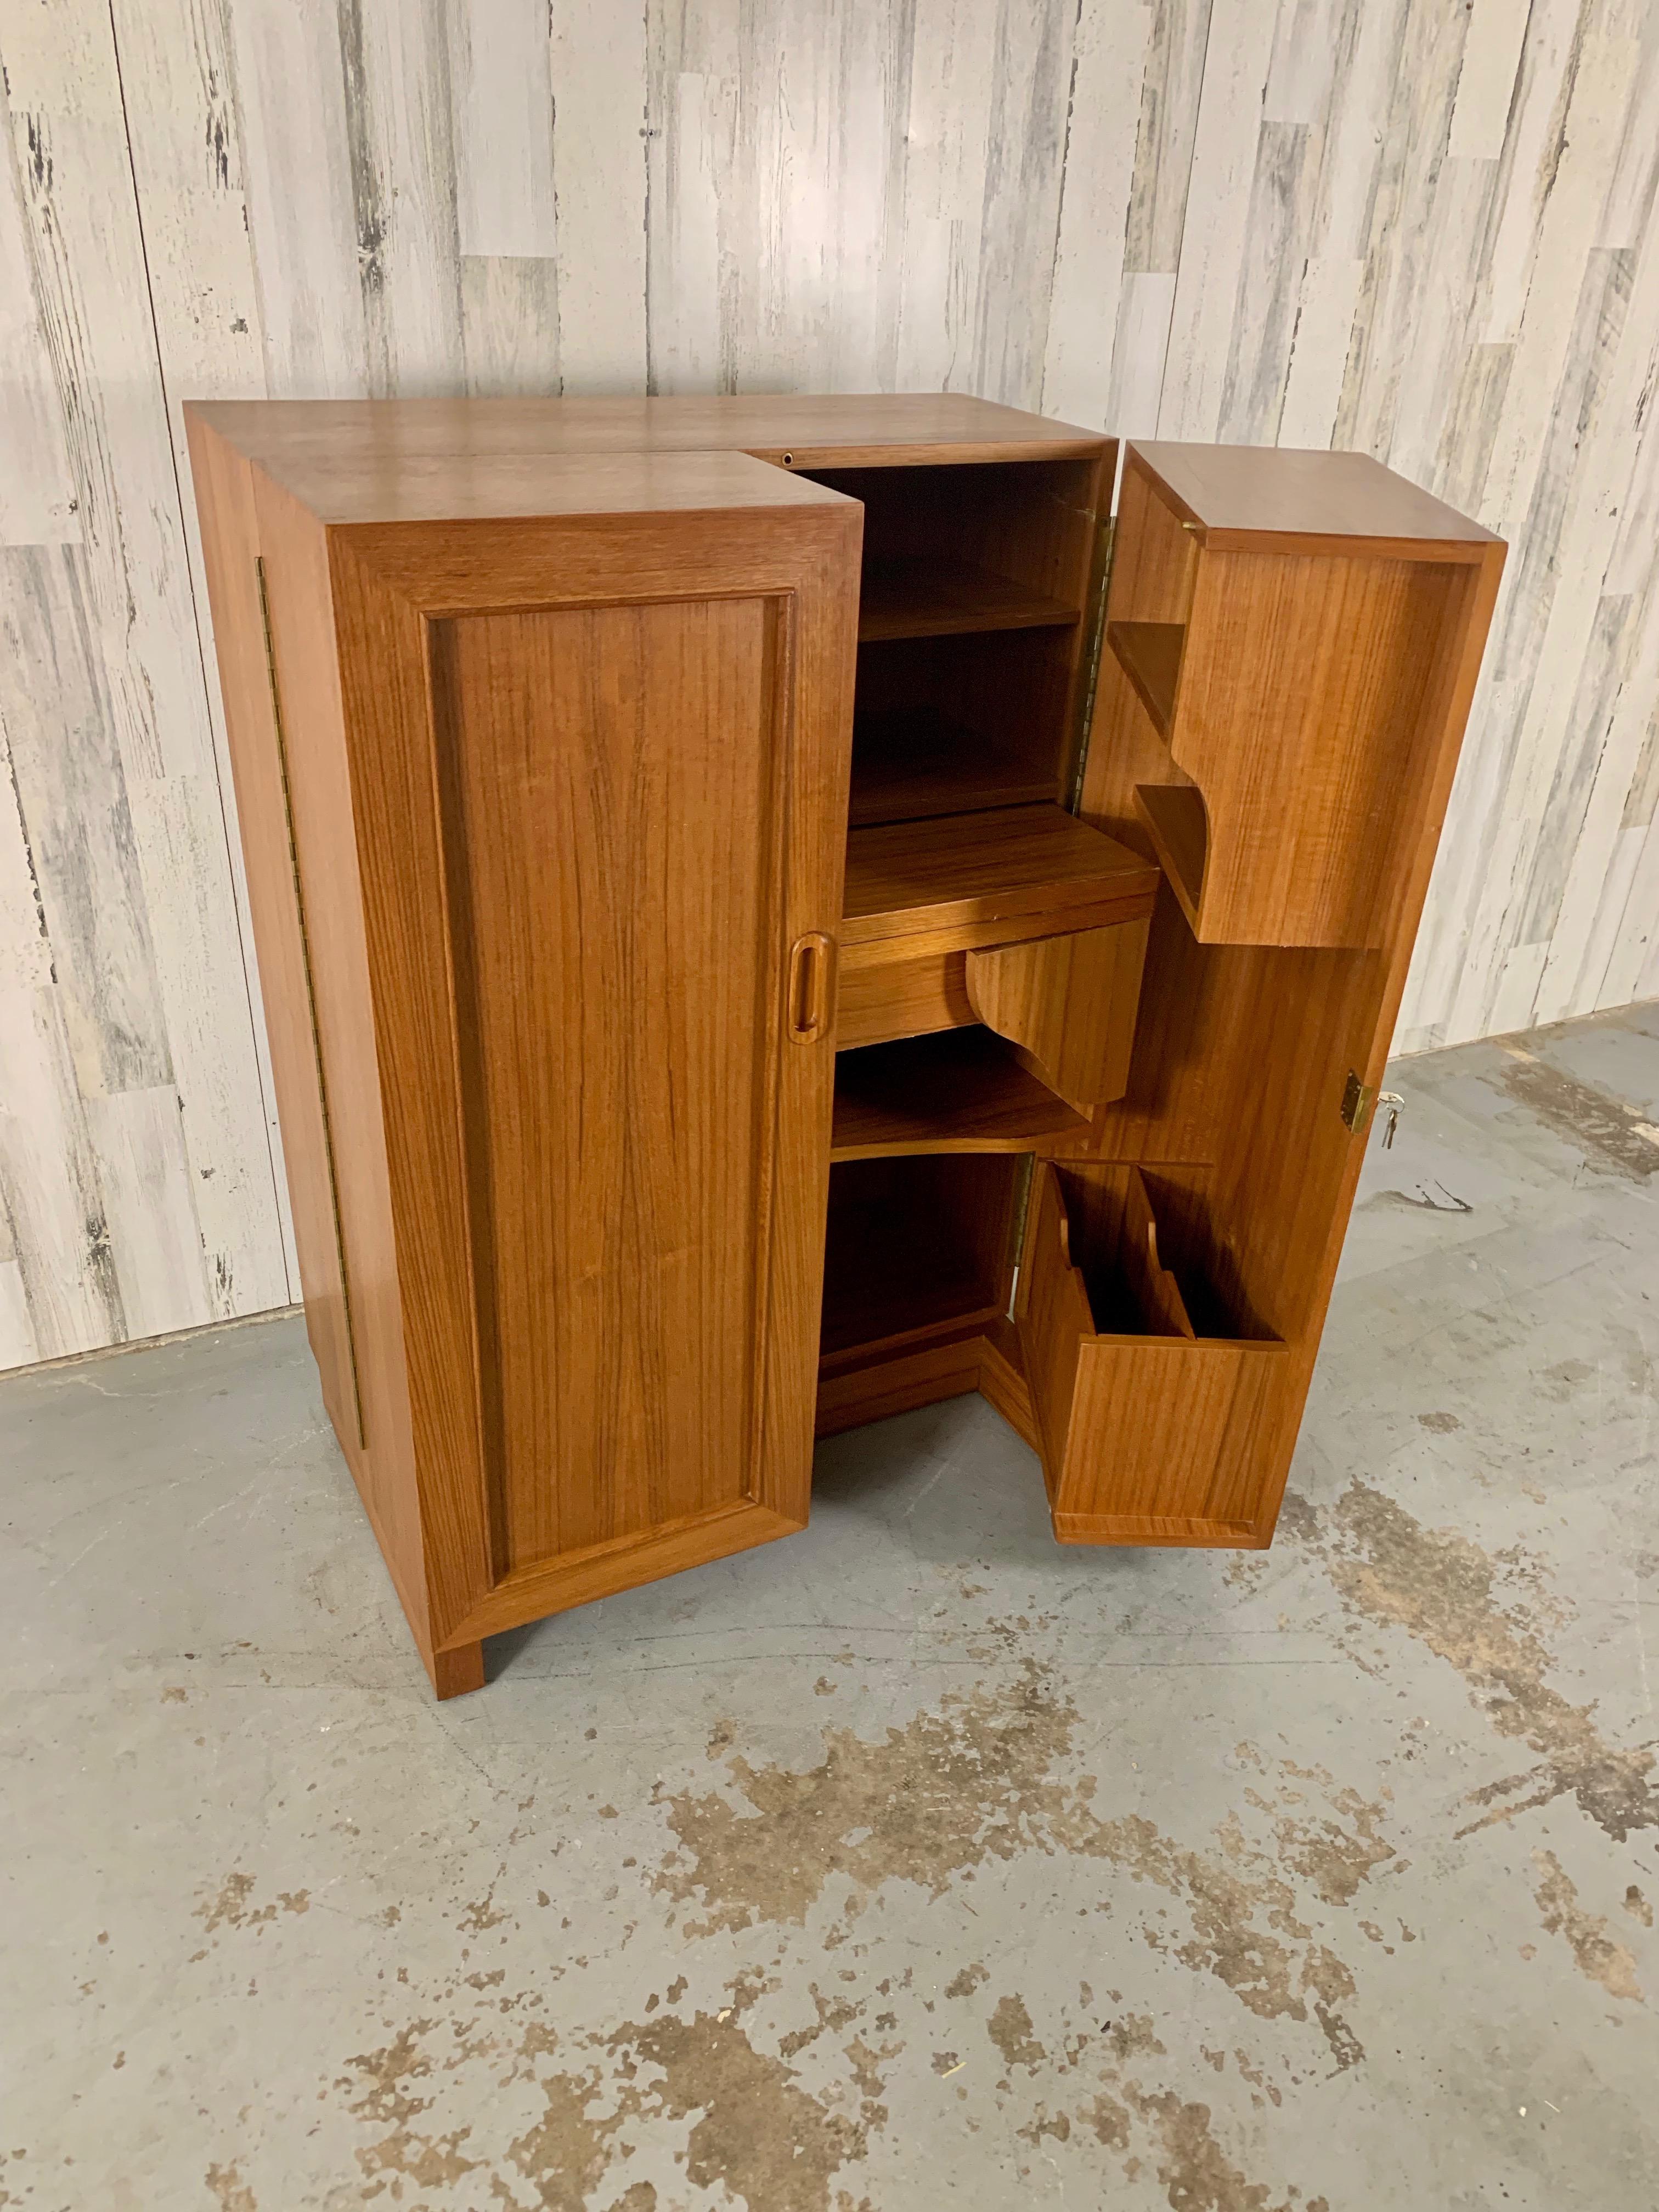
[257,557,366,1449]
[1068,512,1116,813]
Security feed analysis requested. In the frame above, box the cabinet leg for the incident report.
[426,1640,487,1700]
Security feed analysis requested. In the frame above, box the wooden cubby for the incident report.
[820,1153,1022,1361]
[187,397,1502,1696]
[1017,1163,1286,1543]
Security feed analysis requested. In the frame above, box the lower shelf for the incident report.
[830,1029,1090,1159]
[848,713,1055,826]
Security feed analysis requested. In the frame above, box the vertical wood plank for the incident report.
[0,1258,37,1372]
[2,0,290,1351]
[550,0,648,390]
[1042,0,1152,430]
[449,0,558,259]
[1156,0,1276,439]
[83,1086,211,1341]
[0,127,77,545]
[103,0,297,1291]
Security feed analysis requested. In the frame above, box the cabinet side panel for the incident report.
[185,421,358,1434]
[430,597,791,1571]
[246,467,430,1641]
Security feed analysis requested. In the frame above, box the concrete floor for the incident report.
[5,1006,1658,2212]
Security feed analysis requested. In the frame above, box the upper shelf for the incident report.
[1106,620,1183,735]
[858,558,1082,644]
[842,803,1162,952]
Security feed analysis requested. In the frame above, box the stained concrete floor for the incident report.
[5,1005,1659,2212]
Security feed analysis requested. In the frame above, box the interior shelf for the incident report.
[842,802,1161,950]
[858,558,1082,644]
[848,712,1055,826]
[831,1029,1091,1160]
[1133,782,1207,932]
[1107,619,1184,733]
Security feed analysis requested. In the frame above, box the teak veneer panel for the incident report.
[189,399,874,1695]
[965,920,1150,1111]
[1017,1163,1288,1539]
[1132,784,1208,931]
[819,1154,1021,1362]
[841,804,1159,949]
[329,492,861,1662]
[430,596,794,1572]
[830,1029,1091,1158]
[835,945,976,1051]
[187,417,436,1664]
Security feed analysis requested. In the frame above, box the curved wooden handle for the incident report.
[787,932,835,1043]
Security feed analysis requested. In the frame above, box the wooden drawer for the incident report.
[1016,1161,1287,1544]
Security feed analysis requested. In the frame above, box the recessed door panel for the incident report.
[431,596,788,1572]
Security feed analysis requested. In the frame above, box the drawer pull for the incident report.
[787,932,835,1043]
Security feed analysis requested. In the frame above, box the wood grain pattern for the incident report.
[830,1030,1091,1159]
[4,0,1656,1381]
[835,946,977,1052]
[965,920,1150,1113]
[1106,620,1184,733]
[430,594,799,1571]
[1017,1161,1288,1537]
[841,805,1160,949]
[820,1152,1020,1365]
[188,419,437,1667]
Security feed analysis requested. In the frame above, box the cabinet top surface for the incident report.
[186,395,1107,522]
[1131,441,1501,554]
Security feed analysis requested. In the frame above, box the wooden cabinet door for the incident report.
[324,461,861,1653]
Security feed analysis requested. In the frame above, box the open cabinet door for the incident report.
[300,458,862,1659]
[1015,1160,1288,1547]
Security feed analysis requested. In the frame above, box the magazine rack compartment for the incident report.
[1016,1162,1287,1544]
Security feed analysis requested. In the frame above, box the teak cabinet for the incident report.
[185,397,1503,1697]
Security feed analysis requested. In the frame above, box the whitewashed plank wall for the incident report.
[1,0,1656,1370]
